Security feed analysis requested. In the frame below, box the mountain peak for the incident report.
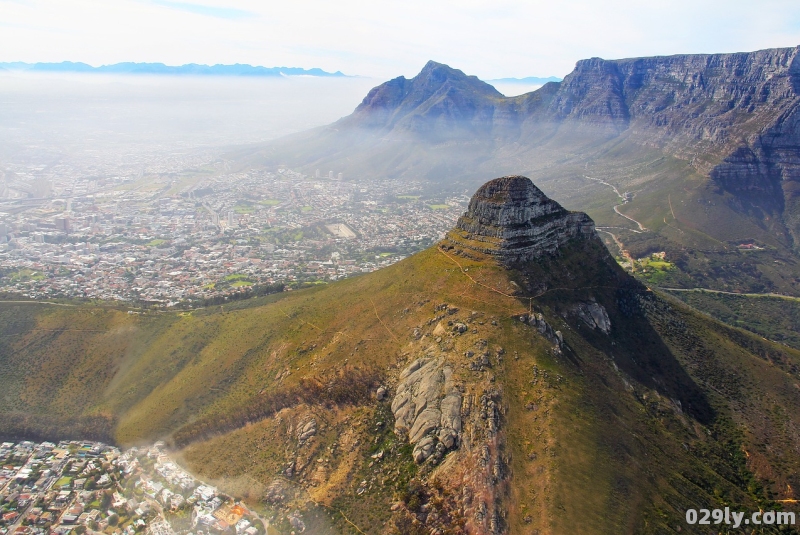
[418,60,465,78]
[345,60,502,136]
[414,60,500,95]
[442,176,595,264]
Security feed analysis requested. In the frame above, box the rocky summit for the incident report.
[442,175,595,265]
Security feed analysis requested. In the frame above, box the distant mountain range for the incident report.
[0,61,347,77]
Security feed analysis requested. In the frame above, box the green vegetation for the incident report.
[233,203,255,214]
[635,253,676,285]
[145,239,167,247]
[427,204,450,210]
[3,269,46,282]
[665,289,800,350]
[2,239,800,532]
[258,199,281,206]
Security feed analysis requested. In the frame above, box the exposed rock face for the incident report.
[520,313,564,347]
[547,47,800,244]
[546,47,800,151]
[391,358,462,463]
[572,301,611,334]
[296,418,316,444]
[441,176,595,264]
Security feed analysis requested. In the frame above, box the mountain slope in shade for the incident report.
[2,177,800,533]
[244,48,800,299]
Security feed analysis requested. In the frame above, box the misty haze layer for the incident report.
[0,73,380,166]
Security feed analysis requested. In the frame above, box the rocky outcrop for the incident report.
[572,301,611,334]
[441,176,595,264]
[391,358,462,463]
[296,418,316,444]
[519,313,564,351]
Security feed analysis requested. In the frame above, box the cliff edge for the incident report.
[441,175,595,264]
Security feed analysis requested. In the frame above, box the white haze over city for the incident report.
[0,73,381,167]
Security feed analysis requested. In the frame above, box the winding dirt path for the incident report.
[582,175,647,232]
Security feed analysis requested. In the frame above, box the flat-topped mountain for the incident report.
[443,175,595,264]
[3,176,800,533]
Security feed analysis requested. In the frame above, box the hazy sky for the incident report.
[3,0,800,79]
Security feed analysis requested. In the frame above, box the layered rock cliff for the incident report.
[441,175,596,264]
[540,48,800,242]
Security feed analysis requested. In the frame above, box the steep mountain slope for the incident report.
[243,48,800,298]
[2,177,800,534]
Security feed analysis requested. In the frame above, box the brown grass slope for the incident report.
[1,239,800,533]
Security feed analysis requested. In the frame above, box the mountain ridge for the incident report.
[2,176,800,533]
[0,61,347,77]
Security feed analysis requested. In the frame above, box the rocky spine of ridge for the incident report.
[441,175,596,264]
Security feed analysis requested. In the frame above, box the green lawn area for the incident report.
[637,256,676,285]
[224,274,249,282]
[259,199,281,206]
[230,281,253,288]
[7,269,46,282]
[234,204,255,214]
[645,260,673,269]
[301,205,314,213]
[146,239,167,247]
[55,476,72,488]
[428,204,450,210]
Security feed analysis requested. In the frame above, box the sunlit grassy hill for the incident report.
[2,230,800,533]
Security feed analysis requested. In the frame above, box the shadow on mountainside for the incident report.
[514,237,714,425]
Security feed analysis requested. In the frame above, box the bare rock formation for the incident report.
[391,358,462,463]
[573,301,612,334]
[441,175,595,264]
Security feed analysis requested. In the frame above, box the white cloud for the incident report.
[1,0,799,79]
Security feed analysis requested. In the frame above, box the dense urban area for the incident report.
[0,440,274,535]
[0,161,467,306]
